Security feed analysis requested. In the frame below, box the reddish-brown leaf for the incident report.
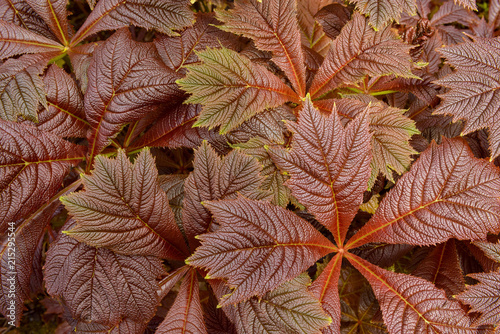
[45,219,164,327]
[0,121,85,232]
[70,0,194,46]
[346,138,500,249]
[24,0,71,46]
[61,149,188,259]
[217,0,306,96]
[309,13,414,99]
[84,29,183,166]
[0,0,55,39]
[182,141,269,246]
[347,253,475,333]
[270,96,372,246]
[156,268,207,334]
[296,0,335,56]
[186,197,336,305]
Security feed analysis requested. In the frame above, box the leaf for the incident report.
[222,273,332,334]
[456,270,500,326]
[0,121,85,232]
[434,37,500,159]
[25,0,71,45]
[309,13,414,99]
[412,240,465,297]
[31,65,88,137]
[296,0,334,56]
[158,174,188,227]
[61,149,188,260]
[232,137,293,207]
[309,253,343,334]
[349,0,416,30]
[182,141,269,246]
[0,0,56,39]
[186,197,336,305]
[0,53,54,122]
[0,181,80,325]
[156,268,207,334]
[314,3,351,40]
[340,285,387,334]
[204,292,237,334]
[45,219,164,326]
[346,138,500,250]
[217,0,306,97]
[269,96,372,246]
[178,47,299,134]
[129,104,201,150]
[347,253,475,333]
[0,20,63,59]
[474,241,500,263]
[315,99,419,184]
[155,12,238,72]
[84,28,183,165]
[67,41,102,93]
[70,0,194,46]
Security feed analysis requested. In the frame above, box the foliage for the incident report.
[1,0,500,333]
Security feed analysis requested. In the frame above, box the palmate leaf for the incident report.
[347,253,475,333]
[182,141,269,246]
[70,0,194,46]
[346,138,500,250]
[457,270,500,326]
[0,20,63,59]
[216,0,306,97]
[156,268,207,334]
[218,274,332,334]
[186,197,336,306]
[61,149,188,260]
[0,181,80,326]
[177,47,299,134]
[155,12,238,73]
[84,28,183,166]
[309,13,414,99]
[269,96,372,246]
[0,121,85,232]
[24,0,71,46]
[45,219,164,327]
[434,37,500,159]
[32,65,88,137]
[0,53,55,122]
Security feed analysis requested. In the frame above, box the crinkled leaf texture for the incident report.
[0,53,54,122]
[177,47,299,133]
[70,0,194,46]
[156,268,207,334]
[182,140,270,246]
[309,13,414,99]
[24,0,72,46]
[216,0,306,96]
[435,37,500,159]
[0,121,85,232]
[0,181,79,326]
[45,219,164,327]
[84,28,183,164]
[33,64,87,137]
[346,137,500,249]
[217,274,332,334]
[186,197,335,306]
[270,96,372,246]
[0,0,56,39]
[348,253,475,333]
[61,149,188,260]
[457,270,500,327]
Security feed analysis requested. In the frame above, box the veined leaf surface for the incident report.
[25,0,71,45]
[346,138,500,249]
[177,47,299,134]
[217,0,306,96]
[309,13,414,99]
[186,197,335,306]
[270,97,372,246]
[62,149,188,260]
[0,121,85,232]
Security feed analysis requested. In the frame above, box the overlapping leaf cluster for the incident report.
[1,0,500,333]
